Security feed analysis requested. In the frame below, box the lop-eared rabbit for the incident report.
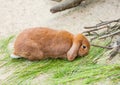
[11,27,90,61]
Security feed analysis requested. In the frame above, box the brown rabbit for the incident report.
[11,27,90,61]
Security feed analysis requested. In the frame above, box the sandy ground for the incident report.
[0,0,120,37]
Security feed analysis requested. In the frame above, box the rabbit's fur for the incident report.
[11,27,90,61]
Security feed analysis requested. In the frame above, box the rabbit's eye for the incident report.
[82,45,87,49]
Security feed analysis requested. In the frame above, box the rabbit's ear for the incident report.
[67,38,82,61]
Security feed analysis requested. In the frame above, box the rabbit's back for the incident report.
[14,27,74,59]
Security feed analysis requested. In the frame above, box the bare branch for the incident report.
[108,46,120,60]
[50,0,84,13]
[84,18,120,29]
[99,30,120,39]
[51,0,62,2]
[84,18,120,60]
[91,44,113,49]
[83,26,106,33]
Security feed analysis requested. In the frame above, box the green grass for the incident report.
[0,36,120,85]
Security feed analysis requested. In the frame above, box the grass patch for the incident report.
[0,36,120,85]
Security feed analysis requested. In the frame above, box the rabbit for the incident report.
[11,27,90,61]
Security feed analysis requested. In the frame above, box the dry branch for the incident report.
[83,18,120,60]
[50,0,84,13]
[109,39,120,60]
[84,18,120,29]
[83,26,106,33]
[99,30,120,39]
[83,18,120,40]
[91,44,113,49]
[109,46,120,60]
[51,0,62,2]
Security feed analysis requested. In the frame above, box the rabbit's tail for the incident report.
[10,54,21,59]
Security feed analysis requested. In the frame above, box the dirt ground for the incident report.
[0,0,120,37]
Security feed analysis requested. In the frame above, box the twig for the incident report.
[83,26,107,33]
[99,30,120,39]
[91,44,113,49]
[51,0,62,2]
[90,37,98,41]
[97,19,120,27]
[84,18,120,60]
[108,45,120,60]
[84,18,120,29]
[50,0,83,13]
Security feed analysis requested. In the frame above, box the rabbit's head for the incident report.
[67,34,90,61]
[77,35,90,57]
